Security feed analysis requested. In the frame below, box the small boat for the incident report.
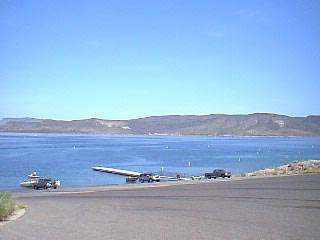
[20,178,61,189]
[27,174,40,179]
[27,171,40,179]
[166,177,179,181]
[20,180,36,188]
[191,176,202,180]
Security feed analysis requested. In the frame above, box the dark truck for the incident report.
[205,169,231,179]
[33,178,52,190]
[33,178,60,190]
[139,173,160,183]
[126,173,161,183]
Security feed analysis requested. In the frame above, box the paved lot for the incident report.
[1,174,320,240]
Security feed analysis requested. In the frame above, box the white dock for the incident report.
[92,166,141,177]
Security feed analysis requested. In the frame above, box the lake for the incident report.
[0,133,320,190]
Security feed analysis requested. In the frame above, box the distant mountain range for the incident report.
[1,113,320,136]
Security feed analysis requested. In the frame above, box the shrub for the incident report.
[0,192,16,220]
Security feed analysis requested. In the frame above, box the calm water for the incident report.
[1,133,320,190]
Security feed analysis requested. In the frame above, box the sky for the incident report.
[1,0,319,120]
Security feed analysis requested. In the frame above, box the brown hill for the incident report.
[1,113,319,136]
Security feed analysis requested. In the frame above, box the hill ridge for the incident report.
[1,113,319,136]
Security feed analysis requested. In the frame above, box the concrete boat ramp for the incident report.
[2,174,320,240]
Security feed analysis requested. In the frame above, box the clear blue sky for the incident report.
[1,0,319,120]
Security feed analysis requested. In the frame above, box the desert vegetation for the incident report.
[0,192,16,220]
[245,160,320,177]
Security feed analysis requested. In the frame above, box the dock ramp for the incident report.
[92,166,141,177]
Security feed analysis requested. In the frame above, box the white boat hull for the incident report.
[28,174,40,179]
[20,180,36,188]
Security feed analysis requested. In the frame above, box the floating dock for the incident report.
[92,166,141,177]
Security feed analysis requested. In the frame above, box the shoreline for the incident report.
[2,131,320,138]
[3,159,319,194]
[11,172,320,198]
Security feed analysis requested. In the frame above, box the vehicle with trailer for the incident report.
[33,177,61,190]
[205,169,231,179]
[126,176,139,183]
[139,173,160,183]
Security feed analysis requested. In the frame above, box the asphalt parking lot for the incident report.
[1,174,320,240]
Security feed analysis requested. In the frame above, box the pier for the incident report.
[92,166,141,177]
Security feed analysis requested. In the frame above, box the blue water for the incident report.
[0,133,320,190]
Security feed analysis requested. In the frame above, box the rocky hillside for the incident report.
[245,160,320,176]
[0,113,320,136]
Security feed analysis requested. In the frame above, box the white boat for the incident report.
[27,174,40,179]
[166,177,179,181]
[27,171,40,179]
[20,180,36,188]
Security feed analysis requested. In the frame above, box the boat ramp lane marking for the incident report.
[92,166,142,177]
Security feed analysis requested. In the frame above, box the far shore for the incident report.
[2,131,320,138]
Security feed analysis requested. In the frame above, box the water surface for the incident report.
[1,133,320,190]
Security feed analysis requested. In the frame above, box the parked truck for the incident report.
[205,169,231,179]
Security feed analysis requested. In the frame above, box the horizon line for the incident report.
[1,112,320,122]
